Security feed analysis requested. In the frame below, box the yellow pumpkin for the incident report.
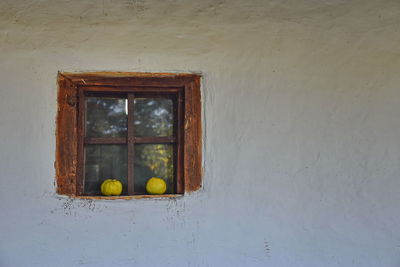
[101,179,123,196]
[146,177,167,195]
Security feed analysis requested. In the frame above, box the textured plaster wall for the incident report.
[1,0,400,266]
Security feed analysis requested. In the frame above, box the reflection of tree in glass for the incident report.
[134,98,175,193]
[134,98,173,137]
[85,97,175,194]
[86,98,127,138]
[135,144,174,194]
[85,145,128,195]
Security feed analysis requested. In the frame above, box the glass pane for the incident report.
[86,97,127,138]
[134,98,173,137]
[134,144,174,194]
[84,145,128,195]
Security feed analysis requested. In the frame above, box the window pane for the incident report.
[86,97,127,138]
[134,144,174,194]
[84,145,127,195]
[134,98,173,137]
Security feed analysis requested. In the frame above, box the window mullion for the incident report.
[84,137,127,144]
[133,137,176,144]
[127,93,135,195]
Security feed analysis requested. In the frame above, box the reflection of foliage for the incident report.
[86,98,127,137]
[85,145,128,195]
[136,144,174,193]
[134,98,175,193]
[134,99,173,137]
[84,97,175,194]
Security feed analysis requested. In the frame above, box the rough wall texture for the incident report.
[1,0,400,266]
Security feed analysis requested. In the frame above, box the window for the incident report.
[56,72,201,198]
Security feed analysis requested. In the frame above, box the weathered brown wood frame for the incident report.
[56,72,202,197]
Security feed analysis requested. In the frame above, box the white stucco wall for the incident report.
[1,0,400,266]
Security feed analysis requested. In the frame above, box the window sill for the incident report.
[70,194,183,200]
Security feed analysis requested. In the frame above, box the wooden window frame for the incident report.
[56,72,202,199]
